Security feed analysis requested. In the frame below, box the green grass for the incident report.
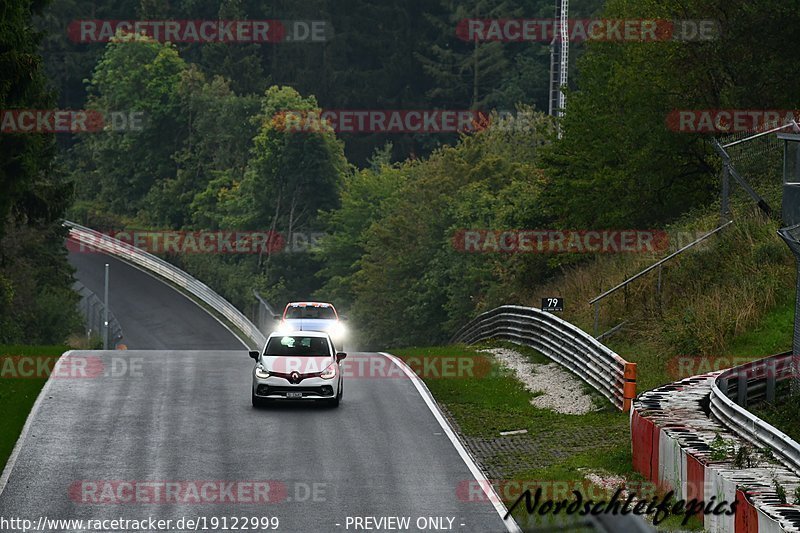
[751,382,800,443]
[392,343,624,437]
[0,345,68,472]
[726,299,794,358]
[602,297,794,395]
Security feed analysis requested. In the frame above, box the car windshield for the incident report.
[285,306,336,319]
[265,336,330,357]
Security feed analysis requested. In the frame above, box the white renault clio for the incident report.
[250,330,346,408]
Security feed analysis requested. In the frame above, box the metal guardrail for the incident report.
[710,352,800,476]
[64,221,266,349]
[253,289,279,336]
[451,305,637,411]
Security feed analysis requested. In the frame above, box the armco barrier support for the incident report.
[631,374,800,532]
[65,221,266,349]
[451,305,636,411]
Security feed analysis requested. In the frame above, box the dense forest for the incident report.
[3,0,800,347]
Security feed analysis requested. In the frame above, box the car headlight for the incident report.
[320,363,337,380]
[255,365,270,379]
[274,321,291,335]
[331,322,347,338]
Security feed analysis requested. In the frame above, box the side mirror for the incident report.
[339,315,348,321]
[336,352,347,363]
[249,350,260,360]
[273,314,282,320]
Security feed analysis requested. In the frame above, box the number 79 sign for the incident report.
[541,297,563,312]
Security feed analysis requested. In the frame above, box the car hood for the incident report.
[260,355,333,375]
[281,318,338,331]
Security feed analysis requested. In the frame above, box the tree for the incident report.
[315,145,408,309]
[144,66,260,227]
[190,86,348,304]
[70,32,187,218]
[0,0,81,343]
[417,0,517,110]
[344,109,555,347]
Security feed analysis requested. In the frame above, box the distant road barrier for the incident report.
[451,305,636,411]
[65,221,266,349]
[73,280,124,347]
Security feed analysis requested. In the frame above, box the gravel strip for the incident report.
[479,347,598,415]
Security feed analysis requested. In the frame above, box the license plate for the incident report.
[286,392,302,399]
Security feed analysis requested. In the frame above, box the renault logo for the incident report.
[290,371,301,383]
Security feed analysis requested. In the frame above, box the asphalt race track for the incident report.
[0,250,513,532]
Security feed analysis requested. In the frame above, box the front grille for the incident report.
[256,385,333,397]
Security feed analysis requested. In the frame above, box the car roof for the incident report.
[267,329,331,339]
[285,301,335,308]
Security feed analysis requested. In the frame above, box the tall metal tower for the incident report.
[548,0,569,133]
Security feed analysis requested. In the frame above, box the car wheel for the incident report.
[328,384,342,407]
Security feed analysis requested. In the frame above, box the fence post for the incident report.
[103,263,110,349]
[721,163,730,225]
[593,301,599,338]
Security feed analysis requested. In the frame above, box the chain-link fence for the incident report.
[73,281,123,348]
[778,223,800,394]
[717,123,800,398]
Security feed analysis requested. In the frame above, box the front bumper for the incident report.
[252,376,337,400]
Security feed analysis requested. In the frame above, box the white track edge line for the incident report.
[0,350,74,497]
[379,352,522,533]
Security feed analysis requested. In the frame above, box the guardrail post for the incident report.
[656,264,662,310]
[766,358,777,403]
[718,376,729,397]
[737,369,748,407]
